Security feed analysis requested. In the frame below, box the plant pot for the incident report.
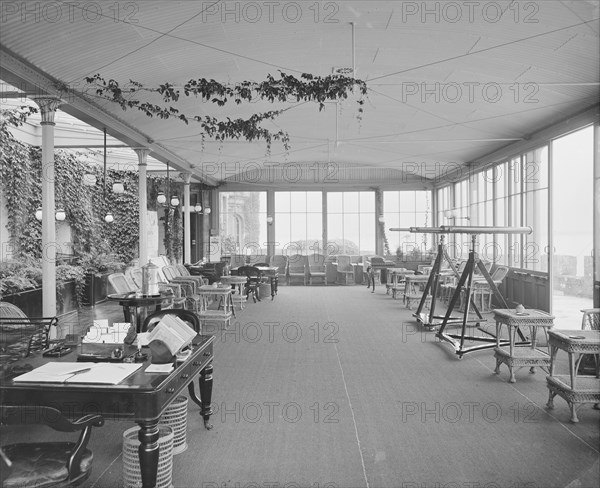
[1,280,78,317]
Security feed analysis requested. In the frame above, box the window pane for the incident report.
[360,192,375,213]
[290,192,306,212]
[328,192,343,213]
[275,192,290,212]
[306,191,322,213]
[344,192,359,213]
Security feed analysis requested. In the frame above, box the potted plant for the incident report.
[78,252,125,305]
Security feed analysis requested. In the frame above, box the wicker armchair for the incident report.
[286,255,307,285]
[306,253,327,285]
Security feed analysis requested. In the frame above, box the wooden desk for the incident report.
[493,309,554,383]
[546,329,600,422]
[0,334,215,488]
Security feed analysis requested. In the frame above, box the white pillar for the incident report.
[34,97,61,321]
[135,148,150,266]
[182,173,191,264]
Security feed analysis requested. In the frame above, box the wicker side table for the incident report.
[546,329,600,423]
[493,309,554,383]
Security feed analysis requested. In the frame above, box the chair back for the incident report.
[162,265,179,281]
[581,309,600,330]
[306,253,326,270]
[287,255,307,274]
[127,268,143,290]
[176,264,191,277]
[142,309,202,333]
[337,255,354,272]
[237,265,263,281]
[108,273,134,294]
[490,265,509,282]
[269,255,288,274]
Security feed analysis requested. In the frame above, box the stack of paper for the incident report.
[13,362,143,384]
[83,321,131,344]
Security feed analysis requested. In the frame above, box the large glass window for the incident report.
[384,191,432,259]
[275,191,323,255]
[219,192,267,256]
[327,191,375,255]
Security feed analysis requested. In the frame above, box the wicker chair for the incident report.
[306,253,327,285]
[578,308,600,376]
[336,255,355,285]
[286,255,307,285]
[0,302,58,365]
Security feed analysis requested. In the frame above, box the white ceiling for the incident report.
[1,0,598,188]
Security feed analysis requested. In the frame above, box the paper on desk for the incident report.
[13,362,143,384]
[145,363,174,374]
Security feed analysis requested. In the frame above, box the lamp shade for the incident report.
[170,195,180,207]
[157,191,166,205]
[104,212,114,223]
[266,216,274,224]
[112,182,125,194]
[55,209,66,221]
[35,207,43,221]
[194,203,203,213]
[204,207,211,215]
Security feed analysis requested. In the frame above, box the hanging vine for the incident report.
[84,72,368,152]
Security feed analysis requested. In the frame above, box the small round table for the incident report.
[107,293,166,333]
[220,276,248,310]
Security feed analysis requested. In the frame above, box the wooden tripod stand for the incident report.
[436,234,529,358]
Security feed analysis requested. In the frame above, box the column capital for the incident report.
[32,97,61,124]
[180,173,192,185]
[134,148,150,165]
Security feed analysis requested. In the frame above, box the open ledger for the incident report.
[147,314,196,361]
[13,362,143,384]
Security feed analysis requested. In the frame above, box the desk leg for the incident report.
[188,362,214,430]
[137,420,160,488]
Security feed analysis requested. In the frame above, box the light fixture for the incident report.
[104,212,114,223]
[112,182,125,194]
[83,174,97,186]
[194,202,203,213]
[157,191,167,205]
[378,215,385,223]
[170,195,180,207]
[204,206,211,215]
[444,209,470,221]
[266,216,274,225]
[55,208,66,221]
[35,207,43,221]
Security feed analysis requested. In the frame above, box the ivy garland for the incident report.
[0,108,190,301]
[83,72,368,151]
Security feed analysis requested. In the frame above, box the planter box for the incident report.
[83,272,110,306]
[2,280,78,317]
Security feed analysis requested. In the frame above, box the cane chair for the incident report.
[472,266,510,312]
[1,405,104,488]
[0,302,58,365]
[336,255,355,285]
[286,255,307,285]
[161,266,205,312]
[269,255,288,276]
[578,308,600,376]
[439,261,467,304]
[306,253,327,285]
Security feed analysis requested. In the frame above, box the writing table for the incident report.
[493,309,554,383]
[0,334,215,488]
[546,329,600,422]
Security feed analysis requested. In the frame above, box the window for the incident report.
[275,191,323,255]
[384,190,432,259]
[327,191,375,255]
[219,192,267,256]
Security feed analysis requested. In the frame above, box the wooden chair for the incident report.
[336,255,355,285]
[306,253,327,285]
[236,266,263,302]
[286,255,307,285]
[0,302,58,365]
[1,405,104,488]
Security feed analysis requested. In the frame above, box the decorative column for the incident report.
[34,97,61,321]
[181,173,192,264]
[266,189,275,258]
[135,149,150,266]
[375,187,384,256]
